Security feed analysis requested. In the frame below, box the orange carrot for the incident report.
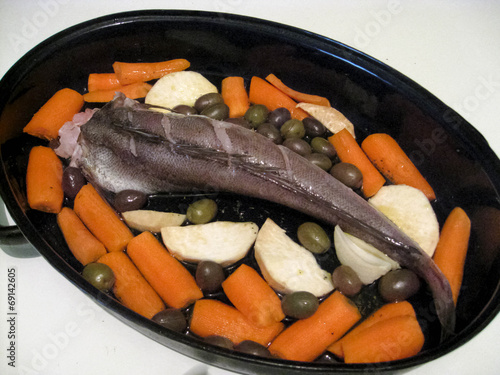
[222,264,284,327]
[221,76,250,118]
[57,207,107,265]
[329,129,386,197]
[361,133,436,200]
[73,184,133,252]
[190,299,284,346]
[88,73,122,92]
[97,251,165,318]
[265,74,331,107]
[112,58,191,85]
[23,88,84,140]
[248,76,309,120]
[341,315,425,363]
[433,207,471,305]
[26,146,64,213]
[328,301,416,358]
[83,81,152,103]
[127,231,203,309]
[268,291,361,362]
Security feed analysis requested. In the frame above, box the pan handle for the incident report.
[0,224,27,245]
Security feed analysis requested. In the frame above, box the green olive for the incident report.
[310,137,337,159]
[331,265,362,296]
[201,103,230,120]
[329,162,363,189]
[297,222,331,254]
[282,138,312,156]
[82,263,115,291]
[152,308,187,332]
[194,93,224,113]
[305,153,333,171]
[186,198,218,224]
[280,119,305,139]
[257,122,283,144]
[244,104,269,127]
[281,291,319,319]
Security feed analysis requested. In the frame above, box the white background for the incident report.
[0,1,499,374]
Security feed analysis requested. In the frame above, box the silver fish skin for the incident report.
[76,94,454,339]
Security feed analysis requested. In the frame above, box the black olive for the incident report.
[282,138,312,156]
[113,190,148,212]
[331,265,363,297]
[196,260,225,293]
[281,291,319,319]
[329,162,363,189]
[152,308,187,332]
[378,269,421,302]
[62,167,86,199]
[194,93,224,113]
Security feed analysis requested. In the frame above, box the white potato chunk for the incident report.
[121,210,186,232]
[296,102,356,138]
[334,225,399,285]
[145,71,218,110]
[161,221,258,266]
[254,218,334,297]
[369,184,440,257]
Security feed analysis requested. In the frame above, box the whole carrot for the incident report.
[433,207,471,305]
[269,291,361,362]
[127,231,203,309]
[23,88,84,140]
[329,129,386,198]
[361,133,436,200]
[26,146,64,213]
[98,251,165,319]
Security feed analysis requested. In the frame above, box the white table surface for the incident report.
[0,1,499,374]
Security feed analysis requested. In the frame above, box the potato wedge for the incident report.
[369,185,439,257]
[122,210,186,232]
[254,218,334,297]
[161,221,258,266]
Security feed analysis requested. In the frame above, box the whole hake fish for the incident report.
[73,94,455,339]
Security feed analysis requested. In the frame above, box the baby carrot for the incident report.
[328,301,416,358]
[361,133,436,200]
[221,76,250,118]
[248,76,309,120]
[112,58,191,85]
[269,290,361,362]
[83,81,152,103]
[265,74,331,107]
[26,146,64,214]
[433,207,471,305]
[57,207,107,265]
[222,264,285,327]
[329,129,386,198]
[341,315,425,363]
[97,251,165,319]
[87,73,122,92]
[127,231,203,309]
[23,88,84,140]
[189,299,284,346]
[73,184,133,252]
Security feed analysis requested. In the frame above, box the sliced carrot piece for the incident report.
[265,74,330,107]
[127,231,203,309]
[73,184,133,252]
[269,290,361,362]
[23,88,84,140]
[248,76,308,120]
[190,299,284,346]
[83,81,152,103]
[329,128,386,197]
[26,146,64,213]
[433,207,471,305]
[112,58,191,85]
[222,264,284,327]
[341,315,425,363]
[97,251,165,319]
[221,76,250,118]
[57,207,107,265]
[328,301,416,358]
[361,133,436,200]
